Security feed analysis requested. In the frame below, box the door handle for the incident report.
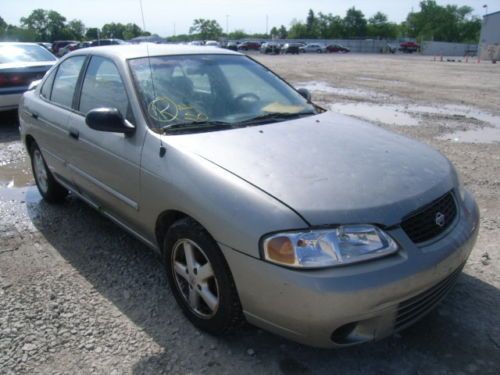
[69,128,79,140]
[30,111,39,119]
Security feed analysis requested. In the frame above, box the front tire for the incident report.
[164,218,244,335]
[30,143,68,203]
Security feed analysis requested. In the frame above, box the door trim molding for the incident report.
[68,164,139,210]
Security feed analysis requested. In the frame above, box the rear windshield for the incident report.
[0,44,57,64]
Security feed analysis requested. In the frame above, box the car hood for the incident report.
[169,111,456,226]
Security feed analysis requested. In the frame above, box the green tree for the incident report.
[20,9,50,41]
[0,16,7,32]
[367,12,399,39]
[278,25,288,39]
[305,9,319,38]
[317,13,344,38]
[20,9,70,41]
[67,19,85,40]
[189,19,223,40]
[85,27,100,40]
[228,29,247,40]
[406,1,481,42]
[343,7,367,37]
[101,22,126,39]
[288,20,307,39]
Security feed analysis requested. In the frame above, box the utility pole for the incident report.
[266,15,269,36]
[226,15,229,36]
[173,23,176,37]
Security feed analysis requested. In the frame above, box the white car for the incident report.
[204,40,220,47]
[0,43,57,111]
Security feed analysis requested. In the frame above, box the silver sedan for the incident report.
[18,45,479,348]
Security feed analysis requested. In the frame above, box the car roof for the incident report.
[68,43,242,60]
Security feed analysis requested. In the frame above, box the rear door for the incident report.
[24,56,87,184]
[66,55,143,227]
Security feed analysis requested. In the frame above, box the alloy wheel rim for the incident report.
[33,149,48,193]
[171,239,219,319]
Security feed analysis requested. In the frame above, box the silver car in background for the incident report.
[18,45,479,348]
[300,43,327,53]
[0,43,57,111]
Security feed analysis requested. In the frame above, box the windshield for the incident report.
[0,44,57,64]
[128,54,317,133]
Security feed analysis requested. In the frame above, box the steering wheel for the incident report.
[234,92,260,103]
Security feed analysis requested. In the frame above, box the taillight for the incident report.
[0,72,46,88]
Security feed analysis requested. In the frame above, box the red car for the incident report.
[326,44,350,53]
[399,41,420,53]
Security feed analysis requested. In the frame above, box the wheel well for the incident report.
[155,210,189,250]
[25,135,36,153]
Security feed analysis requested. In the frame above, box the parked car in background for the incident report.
[57,42,79,57]
[280,43,302,54]
[51,40,78,56]
[399,41,420,53]
[188,40,204,46]
[237,41,261,51]
[386,43,399,54]
[58,41,92,57]
[300,43,327,53]
[326,44,350,53]
[260,42,281,54]
[224,41,238,51]
[204,41,220,47]
[0,42,57,111]
[18,44,479,348]
[90,39,127,47]
[38,42,52,52]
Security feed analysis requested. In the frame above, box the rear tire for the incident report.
[163,218,244,335]
[30,142,68,203]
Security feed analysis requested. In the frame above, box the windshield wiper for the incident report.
[237,111,316,126]
[161,120,234,133]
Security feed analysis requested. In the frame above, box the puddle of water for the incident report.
[358,77,404,85]
[330,102,419,126]
[438,127,500,144]
[296,81,388,99]
[298,81,500,129]
[0,185,41,203]
[0,157,33,188]
[410,104,500,128]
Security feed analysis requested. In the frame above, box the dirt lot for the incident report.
[1,54,499,375]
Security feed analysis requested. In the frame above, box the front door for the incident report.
[66,55,144,228]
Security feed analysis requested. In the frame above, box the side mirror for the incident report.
[85,108,135,134]
[297,88,311,101]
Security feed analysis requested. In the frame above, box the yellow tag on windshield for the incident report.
[262,103,304,114]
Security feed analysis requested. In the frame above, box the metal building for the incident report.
[479,10,500,60]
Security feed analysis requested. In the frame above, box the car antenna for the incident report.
[139,0,166,157]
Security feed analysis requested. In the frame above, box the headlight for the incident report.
[262,224,398,268]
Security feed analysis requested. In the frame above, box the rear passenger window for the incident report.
[79,56,132,120]
[51,56,86,108]
[40,68,56,99]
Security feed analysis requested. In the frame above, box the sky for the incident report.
[2,0,499,36]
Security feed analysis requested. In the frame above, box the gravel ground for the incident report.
[0,54,499,375]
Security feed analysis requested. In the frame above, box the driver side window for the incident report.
[79,56,133,121]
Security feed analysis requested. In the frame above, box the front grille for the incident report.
[395,264,463,330]
[401,192,457,244]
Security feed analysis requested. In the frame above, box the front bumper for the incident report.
[220,191,479,348]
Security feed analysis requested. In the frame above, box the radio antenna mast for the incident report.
[139,0,165,156]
